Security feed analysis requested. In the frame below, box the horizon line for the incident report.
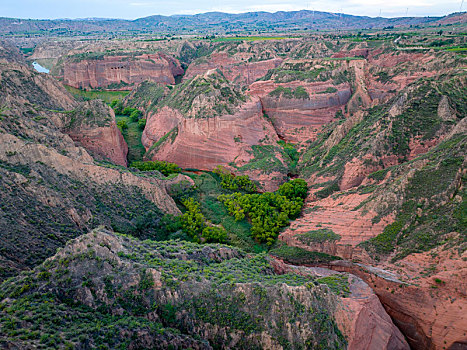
[1,9,464,22]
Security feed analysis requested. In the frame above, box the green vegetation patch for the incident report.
[218,179,308,245]
[65,86,129,104]
[268,86,309,99]
[213,166,257,192]
[316,274,350,297]
[297,229,341,244]
[130,160,181,176]
[269,244,341,265]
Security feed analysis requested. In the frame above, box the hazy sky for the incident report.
[0,0,464,19]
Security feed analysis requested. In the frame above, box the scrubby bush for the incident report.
[129,109,142,122]
[138,119,146,130]
[213,166,257,193]
[117,119,128,131]
[278,178,308,200]
[180,198,205,241]
[130,161,181,176]
[111,100,124,114]
[202,226,227,243]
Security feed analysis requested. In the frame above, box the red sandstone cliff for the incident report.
[60,100,129,166]
[63,53,183,89]
[184,52,283,85]
[249,80,351,142]
[143,98,279,170]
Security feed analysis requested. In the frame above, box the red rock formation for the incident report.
[320,252,467,350]
[184,52,283,85]
[249,80,351,142]
[63,53,183,89]
[143,98,279,171]
[270,259,410,350]
[63,100,129,166]
[332,48,369,59]
[279,190,393,259]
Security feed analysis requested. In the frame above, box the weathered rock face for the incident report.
[143,98,279,170]
[63,53,184,89]
[271,259,410,350]
[60,100,129,166]
[280,189,393,260]
[0,47,129,167]
[249,80,351,142]
[0,229,350,349]
[184,52,283,85]
[318,255,467,350]
[136,71,288,190]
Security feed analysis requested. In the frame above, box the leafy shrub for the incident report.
[213,166,257,192]
[202,226,227,243]
[117,119,128,131]
[269,244,341,264]
[180,198,206,241]
[129,109,142,122]
[130,161,181,176]
[277,178,308,200]
[138,118,146,130]
[111,100,124,114]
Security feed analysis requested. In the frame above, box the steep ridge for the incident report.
[270,259,409,349]
[280,69,466,348]
[249,58,355,142]
[184,52,283,86]
[0,43,180,280]
[0,228,407,349]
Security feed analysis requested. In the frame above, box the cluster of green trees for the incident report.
[111,100,142,121]
[213,166,257,192]
[180,198,227,243]
[130,161,181,176]
[218,179,307,245]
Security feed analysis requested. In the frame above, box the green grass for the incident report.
[297,229,341,244]
[269,243,341,265]
[115,116,145,163]
[65,86,130,104]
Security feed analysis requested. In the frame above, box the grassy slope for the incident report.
[64,86,130,104]
[115,115,145,163]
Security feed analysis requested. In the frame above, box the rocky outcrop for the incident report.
[249,80,351,142]
[0,228,349,349]
[184,52,283,85]
[63,53,184,89]
[280,190,393,259]
[318,255,467,350]
[60,100,129,166]
[137,70,287,188]
[271,259,410,350]
[143,98,279,170]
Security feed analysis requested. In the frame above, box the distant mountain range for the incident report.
[0,10,465,35]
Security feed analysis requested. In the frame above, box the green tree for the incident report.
[202,226,227,243]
